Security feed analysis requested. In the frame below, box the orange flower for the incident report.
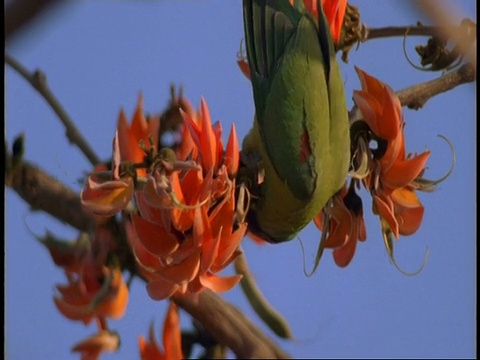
[128,182,245,300]
[117,93,160,176]
[71,330,120,360]
[114,97,245,300]
[36,231,90,274]
[80,175,134,216]
[53,228,129,324]
[181,98,224,174]
[81,131,134,216]
[314,181,366,267]
[54,264,129,324]
[291,0,346,43]
[80,95,244,300]
[321,0,347,43]
[372,186,425,238]
[139,302,182,360]
[353,67,430,239]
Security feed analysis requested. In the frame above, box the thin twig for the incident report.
[5,54,101,166]
[234,252,293,339]
[366,25,439,40]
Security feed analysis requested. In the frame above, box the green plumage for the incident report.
[242,0,350,243]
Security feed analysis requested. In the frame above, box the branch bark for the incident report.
[173,291,290,359]
[396,63,476,109]
[6,159,97,233]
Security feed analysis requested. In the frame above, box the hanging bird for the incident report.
[242,0,350,243]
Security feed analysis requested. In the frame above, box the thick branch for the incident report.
[397,63,475,109]
[6,159,97,232]
[5,0,62,41]
[173,291,290,359]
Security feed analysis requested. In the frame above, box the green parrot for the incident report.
[242,0,350,243]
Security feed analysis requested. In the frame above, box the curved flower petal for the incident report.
[139,335,164,360]
[354,67,402,140]
[136,191,168,223]
[146,278,180,301]
[332,232,358,267]
[81,176,134,216]
[373,193,399,239]
[322,0,347,43]
[124,219,163,272]
[162,302,182,360]
[138,302,182,359]
[72,330,120,359]
[324,196,352,249]
[391,187,425,236]
[224,123,240,176]
[156,252,201,284]
[96,268,129,319]
[131,213,180,257]
[237,58,251,79]
[117,108,142,163]
[214,223,247,269]
[54,297,94,323]
[182,98,222,173]
[199,272,243,293]
[382,150,431,189]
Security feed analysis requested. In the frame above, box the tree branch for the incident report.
[396,63,476,109]
[173,291,291,359]
[349,62,475,125]
[5,54,101,166]
[412,0,477,68]
[339,3,476,65]
[6,158,97,233]
[366,25,463,42]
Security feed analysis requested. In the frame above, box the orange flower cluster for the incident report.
[138,302,183,360]
[313,67,433,268]
[38,227,128,359]
[81,95,246,301]
[353,67,430,239]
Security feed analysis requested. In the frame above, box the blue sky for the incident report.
[5,1,476,359]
